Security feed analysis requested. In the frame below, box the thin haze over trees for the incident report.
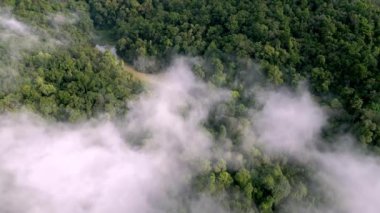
[0,0,379,212]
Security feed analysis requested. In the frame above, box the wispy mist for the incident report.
[0,7,63,93]
[0,8,38,89]
[252,88,327,154]
[49,12,79,28]
[0,8,39,57]
[1,7,379,213]
[0,8,61,60]
[251,88,380,213]
[0,59,228,213]
[0,54,378,212]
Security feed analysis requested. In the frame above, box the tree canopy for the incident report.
[1,0,379,212]
[87,0,380,147]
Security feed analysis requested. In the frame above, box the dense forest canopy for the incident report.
[0,0,379,213]
[0,0,143,121]
[87,0,380,147]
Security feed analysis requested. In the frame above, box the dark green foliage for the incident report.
[87,0,380,147]
[192,147,317,212]
[1,0,379,212]
[15,47,141,121]
[0,0,143,121]
[86,0,380,211]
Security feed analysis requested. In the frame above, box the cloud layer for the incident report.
[252,89,326,154]
[1,7,379,213]
[0,7,65,93]
[252,88,380,213]
[0,59,227,213]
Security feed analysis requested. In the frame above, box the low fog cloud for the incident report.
[251,88,380,213]
[49,13,79,28]
[0,8,38,75]
[0,8,59,61]
[2,7,378,211]
[0,59,228,213]
[0,7,62,92]
[252,89,326,154]
[317,149,380,213]
[2,55,377,212]
[0,7,76,63]
[95,45,117,57]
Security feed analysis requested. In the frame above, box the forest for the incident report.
[0,0,379,213]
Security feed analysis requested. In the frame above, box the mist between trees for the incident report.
[0,1,380,213]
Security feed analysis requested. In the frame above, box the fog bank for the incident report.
[252,88,380,213]
[0,59,228,213]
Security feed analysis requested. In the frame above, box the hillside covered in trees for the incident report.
[0,0,143,121]
[87,0,380,146]
[86,1,380,209]
[0,0,379,213]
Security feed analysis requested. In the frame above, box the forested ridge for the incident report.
[0,0,143,121]
[87,0,380,146]
[85,1,380,209]
[0,0,379,212]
